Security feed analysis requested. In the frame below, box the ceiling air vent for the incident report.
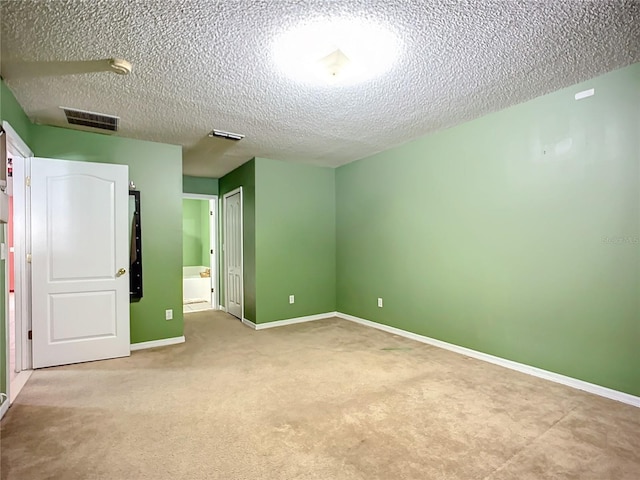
[208,129,244,141]
[61,107,119,132]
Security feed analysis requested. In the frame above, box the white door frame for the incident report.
[2,121,34,408]
[223,187,243,320]
[1,223,7,418]
[182,193,218,309]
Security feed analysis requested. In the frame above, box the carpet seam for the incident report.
[478,405,579,480]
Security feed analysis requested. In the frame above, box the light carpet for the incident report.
[1,311,639,479]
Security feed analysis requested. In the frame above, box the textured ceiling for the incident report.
[1,0,639,178]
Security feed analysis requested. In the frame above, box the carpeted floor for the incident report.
[1,311,639,480]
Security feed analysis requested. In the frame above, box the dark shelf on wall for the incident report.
[130,189,143,300]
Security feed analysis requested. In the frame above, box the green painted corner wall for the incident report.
[183,175,218,195]
[219,159,256,322]
[30,125,184,345]
[1,80,32,145]
[182,199,210,267]
[336,63,640,396]
[255,158,336,323]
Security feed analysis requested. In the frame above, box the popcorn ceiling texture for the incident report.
[1,0,639,178]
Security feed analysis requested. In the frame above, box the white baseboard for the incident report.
[254,311,336,330]
[218,305,227,312]
[245,311,337,330]
[241,317,257,329]
[0,396,8,420]
[130,336,185,351]
[336,312,640,408]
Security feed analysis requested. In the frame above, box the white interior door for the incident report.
[31,157,130,368]
[224,188,243,319]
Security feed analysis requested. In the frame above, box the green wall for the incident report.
[219,158,337,324]
[182,198,210,267]
[336,63,640,396]
[183,175,218,195]
[255,158,336,323]
[219,159,256,322]
[1,80,32,145]
[30,125,184,345]
[200,199,211,268]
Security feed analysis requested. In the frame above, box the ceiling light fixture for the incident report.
[319,48,351,78]
[272,18,400,85]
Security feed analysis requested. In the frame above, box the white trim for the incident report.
[240,312,336,330]
[209,198,218,310]
[2,122,33,157]
[2,123,34,401]
[222,187,243,320]
[181,193,219,310]
[10,369,32,403]
[3,224,9,404]
[0,396,8,419]
[130,336,185,351]
[12,155,30,371]
[336,312,640,408]
[253,312,337,330]
[13,154,32,371]
[182,193,217,200]
[218,304,227,312]
[241,317,256,329]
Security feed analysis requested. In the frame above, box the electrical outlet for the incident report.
[289,295,295,304]
[377,298,383,308]
[165,309,173,320]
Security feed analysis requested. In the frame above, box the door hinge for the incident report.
[210,249,213,254]
[26,176,31,187]
[28,330,32,340]
[211,288,214,293]
[210,211,213,216]
[26,253,32,263]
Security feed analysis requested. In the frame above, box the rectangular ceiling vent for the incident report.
[61,107,119,132]
[208,129,244,141]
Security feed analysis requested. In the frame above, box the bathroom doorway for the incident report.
[182,194,218,313]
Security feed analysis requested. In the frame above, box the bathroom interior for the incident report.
[182,198,215,312]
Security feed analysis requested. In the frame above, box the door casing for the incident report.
[182,193,218,309]
[2,122,33,407]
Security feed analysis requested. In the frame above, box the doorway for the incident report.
[2,121,33,407]
[182,194,218,313]
[2,122,132,410]
[223,187,243,320]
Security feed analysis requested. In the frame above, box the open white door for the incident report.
[31,157,130,368]
[224,188,243,319]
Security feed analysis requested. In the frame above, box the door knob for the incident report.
[117,267,126,277]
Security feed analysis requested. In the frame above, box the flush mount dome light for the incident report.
[272,19,400,85]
